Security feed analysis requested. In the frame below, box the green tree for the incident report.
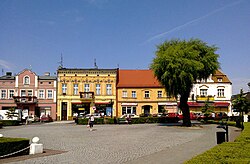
[232,89,250,129]
[201,98,214,119]
[151,38,220,127]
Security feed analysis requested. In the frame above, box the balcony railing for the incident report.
[196,95,214,102]
[79,92,94,101]
[13,96,38,104]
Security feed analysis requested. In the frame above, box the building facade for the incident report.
[0,69,57,120]
[188,70,232,115]
[116,70,177,117]
[57,68,117,120]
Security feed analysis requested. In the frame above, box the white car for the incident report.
[120,114,139,118]
[84,113,102,118]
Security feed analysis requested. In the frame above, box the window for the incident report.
[84,84,90,92]
[132,91,136,98]
[27,90,33,96]
[200,89,207,97]
[122,106,137,115]
[217,89,224,97]
[62,84,67,94]
[106,84,112,95]
[9,90,14,99]
[122,91,127,98]
[39,90,45,99]
[96,84,101,95]
[47,90,53,99]
[1,90,6,99]
[144,91,150,98]
[73,84,78,95]
[24,76,30,85]
[218,78,223,82]
[21,90,26,96]
[158,91,162,98]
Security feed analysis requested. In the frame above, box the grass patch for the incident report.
[185,122,250,163]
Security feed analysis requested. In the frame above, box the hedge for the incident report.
[0,120,21,126]
[0,137,30,158]
[185,122,250,163]
[77,117,179,125]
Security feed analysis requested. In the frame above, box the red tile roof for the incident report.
[117,70,163,88]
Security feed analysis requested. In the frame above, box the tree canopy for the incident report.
[151,38,220,126]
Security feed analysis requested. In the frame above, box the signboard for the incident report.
[158,102,177,106]
[79,108,85,111]
[121,103,138,106]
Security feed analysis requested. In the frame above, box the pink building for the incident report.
[0,69,57,120]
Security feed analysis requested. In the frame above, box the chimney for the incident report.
[44,72,50,76]
[6,72,12,76]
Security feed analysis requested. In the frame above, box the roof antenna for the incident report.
[58,53,63,69]
[2,69,4,75]
[94,58,98,69]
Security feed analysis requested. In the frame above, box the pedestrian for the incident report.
[88,114,95,131]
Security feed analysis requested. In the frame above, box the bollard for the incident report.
[30,137,43,155]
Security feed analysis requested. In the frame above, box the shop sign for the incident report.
[121,103,138,106]
[158,102,177,106]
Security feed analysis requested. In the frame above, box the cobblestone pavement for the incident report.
[0,122,241,164]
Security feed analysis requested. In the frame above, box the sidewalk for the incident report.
[125,125,241,164]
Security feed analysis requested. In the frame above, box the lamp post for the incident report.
[110,99,113,118]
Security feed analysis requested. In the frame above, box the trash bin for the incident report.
[216,131,226,144]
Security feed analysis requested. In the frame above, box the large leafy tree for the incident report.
[151,38,220,127]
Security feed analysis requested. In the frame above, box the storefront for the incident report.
[72,103,90,117]
[121,103,137,115]
[158,102,178,113]
[94,102,113,116]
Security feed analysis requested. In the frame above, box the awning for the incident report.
[187,102,205,107]
[95,102,110,105]
[214,102,230,107]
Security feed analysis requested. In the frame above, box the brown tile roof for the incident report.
[211,70,231,84]
[117,70,162,88]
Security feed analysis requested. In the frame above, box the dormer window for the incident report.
[24,76,30,85]
[217,78,222,82]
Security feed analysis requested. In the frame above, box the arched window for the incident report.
[24,76,30,85]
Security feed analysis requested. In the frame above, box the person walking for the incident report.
[89,114,95,131]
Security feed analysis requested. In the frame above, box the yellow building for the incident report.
[57,68,117,120]
[116,70,177,117]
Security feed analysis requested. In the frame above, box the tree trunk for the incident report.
[179,92,191,127]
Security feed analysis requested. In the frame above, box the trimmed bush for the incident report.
[0,137,30,158]
[185,122,250,163]
[0,120,21,126]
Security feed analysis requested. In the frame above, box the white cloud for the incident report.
[0,59,14,70]
[144,0,244,43]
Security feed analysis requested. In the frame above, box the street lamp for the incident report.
[110,99,113,118]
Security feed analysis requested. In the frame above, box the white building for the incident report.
[188,70,232,115]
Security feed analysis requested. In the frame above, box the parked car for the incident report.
[120,114,139,118]
[40,115,53,122]
[83,113,102,119]
[26,115,40,122]
[177,113,197,120]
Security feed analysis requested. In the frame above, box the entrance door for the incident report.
[61,102,67,120]
[143,105,151,115]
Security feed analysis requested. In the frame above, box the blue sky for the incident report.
[0,0,249,94]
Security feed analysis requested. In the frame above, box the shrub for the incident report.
[0,137,30,158]
[0,120,21,126]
